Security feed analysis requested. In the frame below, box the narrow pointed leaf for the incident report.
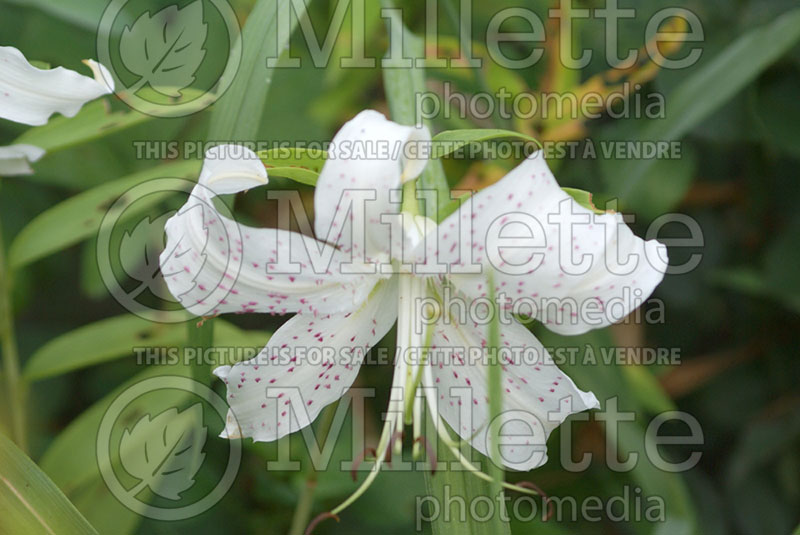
[562,187,605,214]
[0,432,97,535]
[381,10,450,220]
[431,129,541,159]
[257,147,328,186]
[208,0,305,140]
[8,160,200,269]
[39,366,193,496]
[24,315,268,381]
[13,91,215,154]
[537,328,698,534]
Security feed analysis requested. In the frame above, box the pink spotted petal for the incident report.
[416,152,668,335]
[214,277,398,442]
[424,303,598,471]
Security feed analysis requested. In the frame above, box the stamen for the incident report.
[328,357,408,517]
[414,435,437,475]
[384,431,405,465]
[350,447,378,481]
[412,393,423,458]
[196,313,219,327]
[515,481,553,520]
[305,512,339,535]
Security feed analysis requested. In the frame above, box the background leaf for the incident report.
[381,10,450,220]
[0,432,97,535]
[207,0,305,141]
[8,160,200,269]
[602,8,800,207]
[431,129,540,159]
[258,147,328,186]
[23,316,267,381]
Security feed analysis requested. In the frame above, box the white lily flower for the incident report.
[160,110,667,515]
[0,45,115,175]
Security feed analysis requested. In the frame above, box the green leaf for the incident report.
[13,100,149,154]
[120,2,208,98]
[537,328,698,535]
[38,365,194,534]
[24,315,269,381]
[13,90,214,154]
[66,478,142,535]
[755,70,800,159]
[724,408,800,535]
[208,0,305,141]
[712,220,800,315]
[0,432,97,535]
[23,316,184,381]
[712,268,800,315]
[423,434,511,535]
[4,0,106,31]
[431,129,541,159]
[8,160,200,269]
[620,364,677,414]
[381,10,450,221]
[119,213,176,302]
[485,272,503,490]
[257,147,328,186]
[617,149,697,219]
[562,187,605,214]
[38,318,264,505]
[27,60,52,70]
[39,366,193,497]
[606,8,800,201]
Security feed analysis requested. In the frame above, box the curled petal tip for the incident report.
[81,59,115,92]
[305,512,339,535]
[212,365,232,379]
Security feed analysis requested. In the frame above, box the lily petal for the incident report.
[214,277,398,441]
[423,310,598,471]
[0,46,114,126]
[160,145,384,318]
[0,143,44,175]
[422,152,668,335]
[314,110,430,259]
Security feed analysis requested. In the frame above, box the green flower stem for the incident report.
[0,216,27,453]
[288,402,338,535]
[485,270,504,497]
[187,318,214,387]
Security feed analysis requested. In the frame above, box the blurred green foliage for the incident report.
[0,0,799,534]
